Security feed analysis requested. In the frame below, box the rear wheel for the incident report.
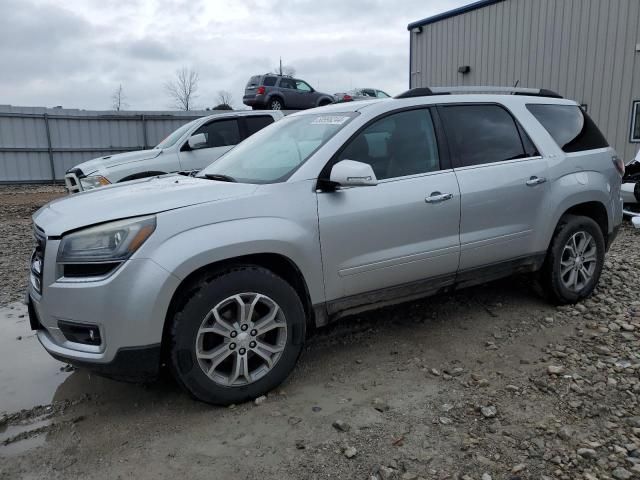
[540,215,605,304]
[170,266,306,405]
[269,98,283,110]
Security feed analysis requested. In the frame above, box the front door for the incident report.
[178,118,241,171]
[317,108,461,306]
[438,103,549,271]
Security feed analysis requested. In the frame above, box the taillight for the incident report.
[343,95,352,102]
[256,86,265,95]
[612,156,625,176]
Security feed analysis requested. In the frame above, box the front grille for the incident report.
[30,226,46,295]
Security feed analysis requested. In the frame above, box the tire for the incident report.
[268,98,283,110]
[169,266,306,405]
[540,214,605,304]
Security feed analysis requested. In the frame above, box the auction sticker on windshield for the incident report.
[311,116,350,125]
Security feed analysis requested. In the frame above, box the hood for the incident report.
[72,149,163,176]
[33,175,258,236]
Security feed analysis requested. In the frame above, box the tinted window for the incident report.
[527,104,608,152]
[440,105,527,167]
[246,76,261,88]
[361,89,376,98]
[194,119,241,148]
[245,116,274,136]
[263,76,277,87]
[337,109,440,180]
[279,78,295,89]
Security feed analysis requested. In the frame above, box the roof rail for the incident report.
[395,86,563,99]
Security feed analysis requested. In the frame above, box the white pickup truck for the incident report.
[64,110,284,193]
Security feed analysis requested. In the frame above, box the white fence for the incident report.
[0,105,212,183]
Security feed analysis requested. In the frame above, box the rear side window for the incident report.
[526,104,608,153]
[245,116,274,136]
[263,76,277,87]
[440,105,529,167]
[194,119,241,148]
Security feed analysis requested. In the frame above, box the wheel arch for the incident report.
[548,200,610,251]
[161,252,315,362]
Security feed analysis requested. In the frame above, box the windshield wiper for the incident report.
[204,173,236,182]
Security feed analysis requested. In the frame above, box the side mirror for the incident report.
[632,216,640,229]
[329,160,378,187]
[188,133,207,150]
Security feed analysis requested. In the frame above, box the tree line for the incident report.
[111,67,235,111]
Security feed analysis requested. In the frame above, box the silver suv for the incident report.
[28,86,623,405]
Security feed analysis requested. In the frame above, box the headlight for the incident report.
[80,175,111,190]
[57,216,156,264]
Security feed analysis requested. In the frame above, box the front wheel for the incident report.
[540,215,605,304]
[169,266,306,405]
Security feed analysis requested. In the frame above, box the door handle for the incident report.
[526,176,547,186]
[425,192,453,204]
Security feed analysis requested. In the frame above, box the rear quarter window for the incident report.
[526,104,608,153]
[263,76,277,86]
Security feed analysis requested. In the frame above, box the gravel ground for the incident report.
[1,186,639,480]
[0,185,66,305]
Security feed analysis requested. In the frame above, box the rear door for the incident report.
[438,103,548,272]
[278,78,299,109]
[317,107,461,305]
[178,118,242,171]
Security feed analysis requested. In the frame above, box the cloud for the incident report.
[0,0,469,110]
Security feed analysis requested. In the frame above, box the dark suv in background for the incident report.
[243,74,334,110]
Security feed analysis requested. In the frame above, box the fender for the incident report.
[148,217,325,306]
[539,170,614,249]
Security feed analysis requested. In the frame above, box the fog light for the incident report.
[58,321,102,346]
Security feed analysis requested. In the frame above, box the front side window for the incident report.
[295,80,312,92]
[527,104,608,152]
[361,89,376,98]
[336,109,440,180]
[440,105,528,167]
[199,113,356,183]
[193,119,241,148]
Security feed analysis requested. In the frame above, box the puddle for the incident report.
[0,302,72,414]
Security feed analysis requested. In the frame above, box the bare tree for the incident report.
[215,90,233,108]
[165,67,199,110]
[111,84,127,111]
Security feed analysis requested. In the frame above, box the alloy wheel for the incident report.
[195,293,287,387]
[560,231,597,292]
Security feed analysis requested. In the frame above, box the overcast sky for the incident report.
[0,0,469,111]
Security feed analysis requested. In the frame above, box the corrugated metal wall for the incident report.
[0,105,210,183]
[410,0,640,162]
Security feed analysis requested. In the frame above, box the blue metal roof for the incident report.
[407,0,506,30]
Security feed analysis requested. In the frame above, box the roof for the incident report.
[407,0,506,30]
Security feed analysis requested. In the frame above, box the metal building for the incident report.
[408,0,640,162]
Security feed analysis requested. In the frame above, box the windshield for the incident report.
[199,113,356,183]
[155,119,199,149]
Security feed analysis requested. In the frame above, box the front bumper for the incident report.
[28,246,181,380]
